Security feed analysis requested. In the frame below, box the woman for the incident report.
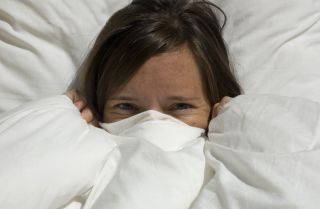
[0,1,242,207]
[68,0,242,131]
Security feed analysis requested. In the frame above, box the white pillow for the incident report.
[213,0,320,102]
[0,0,128,113]
[192,95,320,209]
[2,0,319,113]
[0,95,119,209]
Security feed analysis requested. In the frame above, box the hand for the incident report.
[211,96,232,118]
[65,90,97,126]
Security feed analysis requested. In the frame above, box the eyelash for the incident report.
[169,103,194,111]
[114,103,194,112]
[114,103,138,111]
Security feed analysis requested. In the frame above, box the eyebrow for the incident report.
[108,95,201,101]
[108,96,139,101]
[167,96,201,101]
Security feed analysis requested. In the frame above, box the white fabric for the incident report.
[87,111,206,209]
[192,94,320,209]
[100,110,205,151]
[1,0,320,112]
[1,0,320,208]
[0,97,207,209]
[0,95,120,209]
[0,0,128,113]
[213,0,320,102]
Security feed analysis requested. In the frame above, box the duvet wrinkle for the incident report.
[273,14,320,54]
[0,27,39,54]
[0,9,17,31]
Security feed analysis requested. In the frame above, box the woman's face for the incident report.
[104,45,212,129]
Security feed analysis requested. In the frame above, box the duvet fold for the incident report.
[192,94,320,209]
[0,95,119,209]
[0,95,206,209]
[2,94,319,209]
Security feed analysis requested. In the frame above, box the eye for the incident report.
[170,103,194,111]
[114,103,138,112]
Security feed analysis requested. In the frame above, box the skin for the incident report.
[66,45,231,129]
[104,45,216,129]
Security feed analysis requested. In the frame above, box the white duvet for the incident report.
[0,96,206,209]
[1,94,320,209]
[192,95,320,209]
[0,96,120,209]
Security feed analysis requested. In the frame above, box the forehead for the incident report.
[116,45,205,97]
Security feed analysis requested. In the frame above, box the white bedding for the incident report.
[0,96,206,209]
[1,94,320,209]
[192,95,320,209]
[0,95,119,209]
[0,0,128,113]
[88,111,205,209]
[1,0,320,208]
[1,0,320,112]
[214,0,320,102]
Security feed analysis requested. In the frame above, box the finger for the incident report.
[216,105,223,114]
[65,90,88,111]
[65,91,76,101]
[81,107,94,123]
[74,90,87,102]
[65,90,86,102]
[89,120,100,127]
[74,100,87,111]
[213,102,220,109]
[212,103,220,118]
[220,96,232,105]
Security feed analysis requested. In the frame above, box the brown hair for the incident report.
[78,0,242,122]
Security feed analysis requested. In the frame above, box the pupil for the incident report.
[121,104,132,110]
[178,104,188,109]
